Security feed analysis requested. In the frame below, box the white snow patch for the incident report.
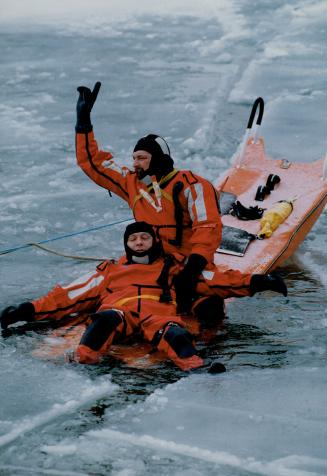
[263,40,318,59]
[86,428,321,476]
[41,444,77,455]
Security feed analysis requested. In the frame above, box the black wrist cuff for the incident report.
[75,124,93,133]
[186,254,207,275]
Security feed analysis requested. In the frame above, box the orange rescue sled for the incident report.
[215,97,327,275]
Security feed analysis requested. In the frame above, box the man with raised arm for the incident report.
[75,82,222,316]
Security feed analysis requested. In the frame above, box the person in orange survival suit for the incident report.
[0,223,287,370]
[75,82,222,315]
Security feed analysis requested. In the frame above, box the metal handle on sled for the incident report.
[247,97,264,130]
[236,97,265,166]
[247,96,264,145]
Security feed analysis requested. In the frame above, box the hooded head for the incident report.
[124,221,162,264]
[133,134,174,179]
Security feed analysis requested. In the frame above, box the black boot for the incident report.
[250,273,287,297]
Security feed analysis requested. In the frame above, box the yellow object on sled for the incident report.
[258,200,293,238]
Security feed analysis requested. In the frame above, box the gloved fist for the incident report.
[75,81,101,133]
[173,254,207,315]
[0,302,35,330]
[250,273,287,297]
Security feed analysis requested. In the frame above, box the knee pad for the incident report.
[80,310,123,351]
[193,296,226,328]
[163,324,196,358]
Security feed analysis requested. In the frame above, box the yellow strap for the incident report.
[159,169,179,186]
[132,169,179,210]
[114,294,176,306]
[161,190,173,201]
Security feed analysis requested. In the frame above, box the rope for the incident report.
[0,217,133,258]
[27,243,107,261]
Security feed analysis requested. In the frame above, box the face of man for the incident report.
[127,232,153,252]
[132,150,152,178]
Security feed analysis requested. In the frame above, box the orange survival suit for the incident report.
[0,217,286,369]
[31,254,252,370]
[76,132,221,264]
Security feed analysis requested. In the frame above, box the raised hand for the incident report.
[75,81,101,133]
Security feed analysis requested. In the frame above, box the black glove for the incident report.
[1,302,35,330]
[250,273,287,297]
[173,254,207,315]
[75,82,101,133]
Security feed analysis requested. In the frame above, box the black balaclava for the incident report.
[133,134,174,180]
[124,221,162,264]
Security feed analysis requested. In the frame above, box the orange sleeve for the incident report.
[187,177,222,263]
[32,265,109,321]
[76,131,131,202]
[196,266,252,299]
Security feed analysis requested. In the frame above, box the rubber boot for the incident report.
[67,310,125,364]
[73,345,105,364]
[157,324,204,371]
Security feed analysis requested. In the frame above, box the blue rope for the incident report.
[0,217,133,256]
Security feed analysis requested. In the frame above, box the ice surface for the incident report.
[20,368,327,474]
[0,0,327,474]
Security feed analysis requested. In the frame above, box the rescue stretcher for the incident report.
[215,98,327,274]
[33,98,327,368]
